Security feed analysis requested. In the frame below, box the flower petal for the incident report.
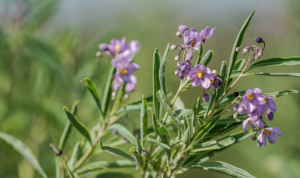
[267,100,277,112]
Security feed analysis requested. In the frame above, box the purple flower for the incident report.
[259,95,277,114]
[242,112,264,130]
[179,25,188,33]
[99,43,108,51]
[113,60,140,92]
[130,40,140,54]
[183,28,202,51]
[209,76,222,89]
[200,26,216,43]
[242,88,266,113]
[186,52,193,61]
[111,50,132,68]
[107,37,128,55]
[257,127,283,146]
[188,64,213,89]
[176,61,193,79]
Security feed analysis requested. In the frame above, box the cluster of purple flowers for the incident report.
[98,38,141,94]
[233,88,283,147]
[173,25,221,102]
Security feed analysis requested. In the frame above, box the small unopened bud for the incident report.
[187,75,191,81]
[252,135,257,141]
[233,112,238,119]
[242,47,250,55]
[257,49,263,57]
[203,93,209,102]
[95,51,102,57]
[266,109,274,121]
[236,47,241,52]
[212,70,218,76]
[112,91,117,98]
[254,37,264,44]
[238,106,244,114]
[176,31,183,37]
[123,93,129,99]
[171,45,177,50]
[257,141,262,147]
[233,104,239,112]
[50,144,62,156]
[175,70,179,75]
[175,55,180,61]
[233,92,240,97]
[254,55,259,60]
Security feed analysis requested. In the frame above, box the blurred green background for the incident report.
[1,0,300,177]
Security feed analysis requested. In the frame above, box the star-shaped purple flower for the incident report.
[209,76,222,89]
[111,50,132,68]
[113,60,140,92]
[259,95,277,114]
[183,28,202,52]
[200,26,216,43]
[242,88,266,113]
[188,64,213,89]
[257,127,283,146]
[176,61,193,79]
[242,112,264,131]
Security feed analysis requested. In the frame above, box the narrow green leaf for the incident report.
[100,142,135,162]
[140,97,148,146]
[182,152,214,167]
[59,100,80,149]
[233,59,246,71]
[194,140,217,148]
[227,10,255,83]
[195,43,203,65]
[188,161,255,178]
[116,105,152,115]
[107,124,136,144]
[63,107,92,143]
[75,160,135,174]
[153,49,162,120]
[64,161,75,178]
[183,126,191,147]
[110,85,125,115]
[204,90,216,120]
[265,90,298,97]
[147,135,170,150]
[230,130,255,143]
[192,137,235,152]
[159,44,170,98]
[215,61,227,104]
[246,56,300,72]
[82,78,104,118]
[68,142,81,169]
[129,147,145,169]
[231,71,300,78]
[55,158,60,178]
[102,66,116,117]
[173,96,185,110]
[0,132,48,178]
[200,50,214,66]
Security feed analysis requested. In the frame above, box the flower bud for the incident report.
[255,55,259,60]
[242,47,250,55]
[233,104,239,112]
[233,112,238,119]
[95,51,102,57]
[257,49,263,57]
[257,141,262,147]
[233,92,240,97]
[176,31,183,37]
[266,109,274,121]
[203,93,209,102]
[187,75,191,81]
[171,45,177,50]
[112,91,117,98]
[238,106,244,114]
[236,47,241,52]
[252,135,257,141]
[175,70,179,75]
[175,55,180,61]
[212,70,218,76]
[50,144,63,156]
[123,93,129,99]
[179,25,188,33]
[254,37,264,43]
[99,43,108,51]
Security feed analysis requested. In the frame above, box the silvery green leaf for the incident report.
[0,132,48,178]
[140,97,148,146]
[64,161,75,178]
[100,141,135,162]
[107,124,136,144]
[159,43,170,98]
[195,43,203,65]
[200,50,214,66]
[147,135,170,150]
[153,48,162,120]
[63,107,92,143]
[192,137,235,152]
[102,66,116,118]
[75,160,135,174]
[227,10,255,84]
[233,59,246,70]
[173,96,185,110]
[188,161,255,178]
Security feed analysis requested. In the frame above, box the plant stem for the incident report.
[162,84,182,124]
[73,125,106,170]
